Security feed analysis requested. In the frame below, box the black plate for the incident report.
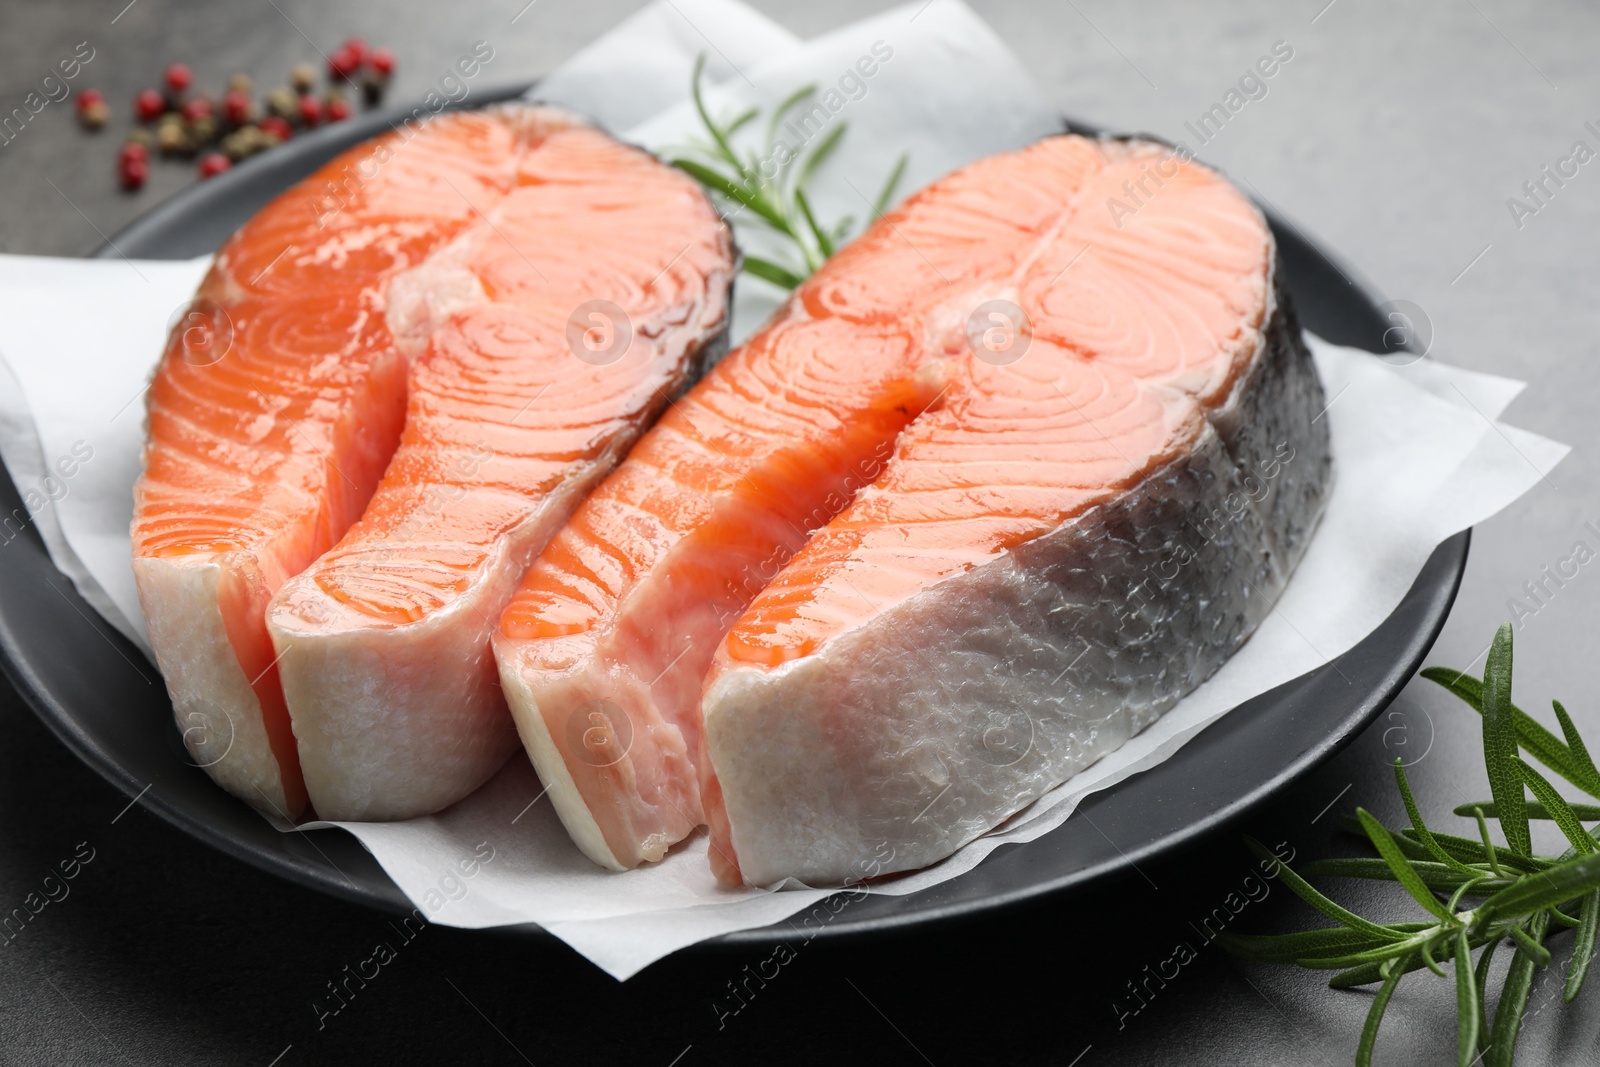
[0,84,1466,947]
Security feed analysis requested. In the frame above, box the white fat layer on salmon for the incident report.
[705,268,1333,887]
[134,557,292,815]
[271,504,555,820]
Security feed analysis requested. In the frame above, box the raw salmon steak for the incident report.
[132,104,732,820]
[265,126,733,820]
[495,135,1331,883]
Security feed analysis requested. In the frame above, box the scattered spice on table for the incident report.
[81,37,397,191]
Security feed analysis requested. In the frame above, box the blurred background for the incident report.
[1,1,1597,1063]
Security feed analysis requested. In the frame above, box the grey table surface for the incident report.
[1,1,1597,1064]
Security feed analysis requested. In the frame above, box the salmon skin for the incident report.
[494,134,1331,883]
[132,104,733,821]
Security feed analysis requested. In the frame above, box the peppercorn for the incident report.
[325,94,352,123]
[189,115,218,147]
[221,89,253,127]
[81,100,110,129]
[134,87,166,122]
[118,154,148,190]
[75,88,105,115]
[181,96,214,123]
[220,125,266,160]
[227,73,253,96]
[266,86,298,121]
[198,152,231,179]
[369,47,395,77]
[164,63,193,95]
[328,45,361,82]
[258,115,293,143]
[290,62,316,93]
[118,140,150,190]
[297,93,322,127]
[79,98,110,131]
[156,113,191,155]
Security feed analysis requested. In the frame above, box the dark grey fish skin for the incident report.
[704,252,1334,888]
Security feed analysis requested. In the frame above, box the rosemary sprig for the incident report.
[669,54,909,289]
[1220,624,1600,1066]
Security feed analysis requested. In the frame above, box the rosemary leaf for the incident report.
[1394,760,1482,874]
[1567,891,1600,1002]
[1453,800,1600,821]
[1421,936,1449,978]
[1475,807,1510,878]
[1215,924,1434,965]
[1474,934,1500,1051]
[740,255,806,290]
[1550,699,1600,796]
[1402,827,1550,873]
[1516,758,1598,855]
[798,123,848,190]
[765,83,819,152]
[1244,837,1406,941]
[1296,935,1437,971]
[1356,954,1409,1067]
[687,55,746,176]
[1483,624,1533,856]
[1299,856,1504,893]
[724,107,759,138]
[873,151,910,217]
[1328,962,1385,989]
[1488,911,1549,1067]
[1455,928,1480,1067]
[1508,922,1551,966]
[1357,808,1456,921]
[793,188,834,259]
[1420,667,1589,793]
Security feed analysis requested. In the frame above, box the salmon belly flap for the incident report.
[497,133,1331,882]
[133,105,733,820]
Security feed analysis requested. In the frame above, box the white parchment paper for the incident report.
[0,0,1569,980]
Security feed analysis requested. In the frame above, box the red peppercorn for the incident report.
[76,88,105,114]
[327,46,359,81]
[369,47,395,77]
[296,93,322,127]
[181,97,213,123]
[118,141,149,165]
[221,89,252,126]
[326,96,352,122]
[343,37,367,65]
[258,115,293,142]
[118,155,148,190]
[134,88,166,122]
[198,153,232,179]
[164,63,192,95]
